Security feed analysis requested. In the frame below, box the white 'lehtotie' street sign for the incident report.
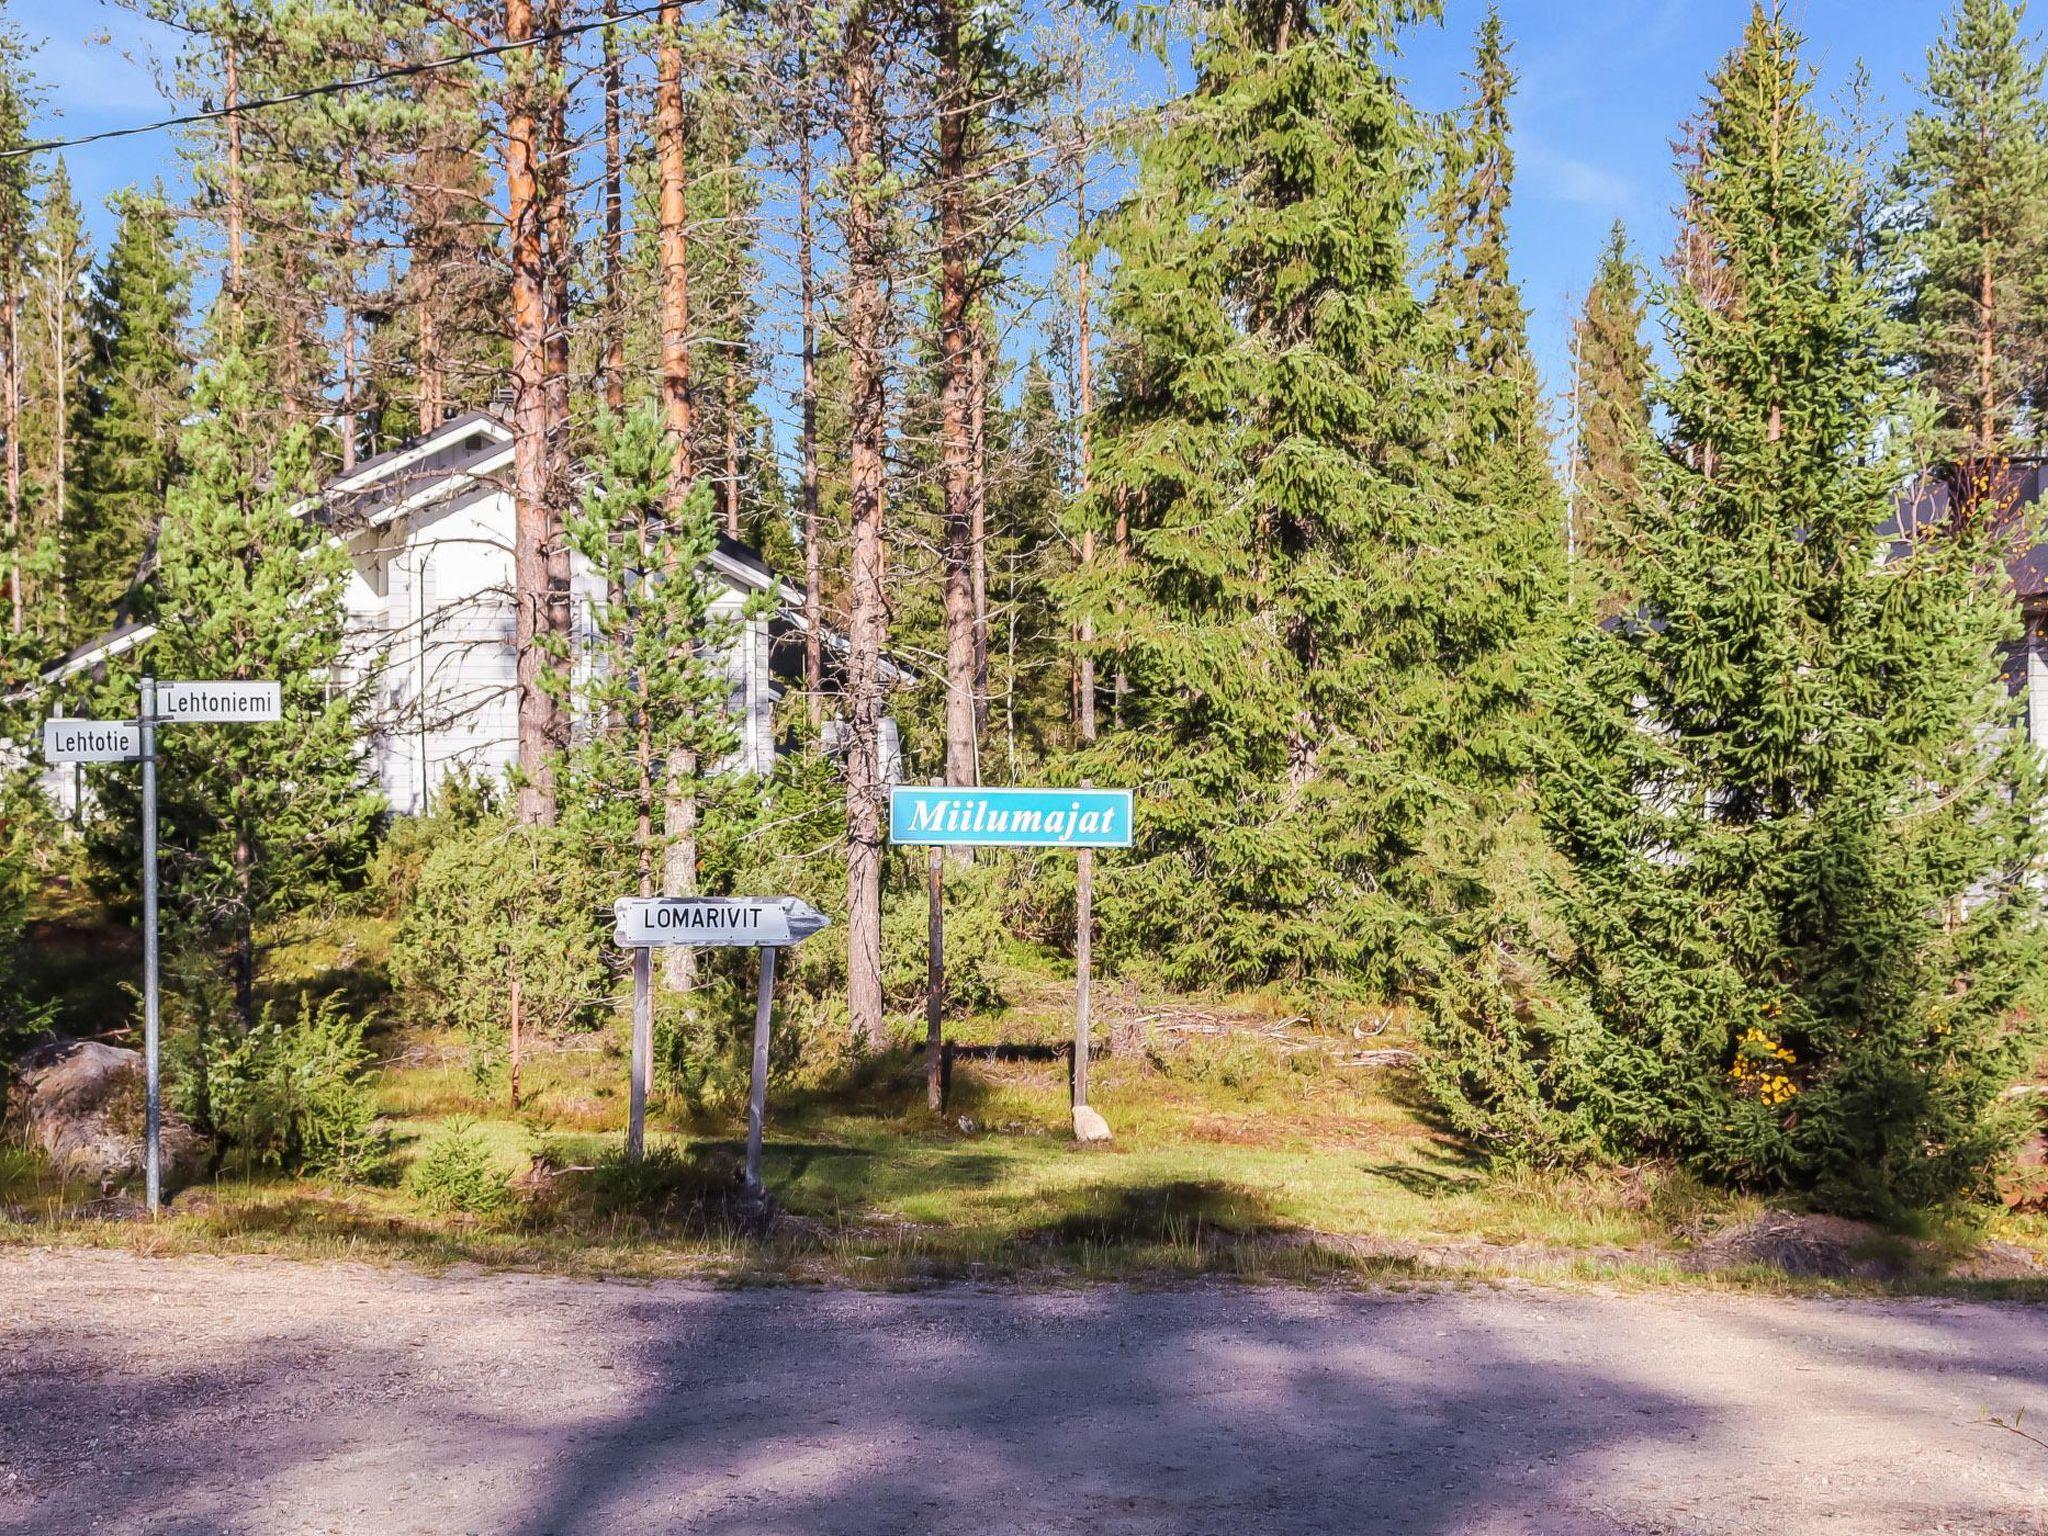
[43,718,144,762]
[613,895,831,949]
[156,681,283,723]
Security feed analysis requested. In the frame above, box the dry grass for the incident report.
[7,923,2045,1296]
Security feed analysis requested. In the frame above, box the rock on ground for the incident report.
[2,1039,208,1189]
[1074,1105,1114,1142]
[1,1248,2045,1535]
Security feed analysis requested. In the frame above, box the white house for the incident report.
[40,409,901,814]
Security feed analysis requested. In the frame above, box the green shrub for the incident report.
[406,1118,513,1216]
[207,992,380,1177]
[882,858,1011,1016]
[388,811,614,1085]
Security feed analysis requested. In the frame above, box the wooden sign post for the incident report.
[611,896,831,1193]
[888,784,1133,1135]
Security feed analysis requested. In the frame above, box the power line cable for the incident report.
[2,2,668,161]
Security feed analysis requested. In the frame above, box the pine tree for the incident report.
[1891,0,2048,477]
[1547,6,2047,1213]
[559,403,764,894]
[0,13,34,640]
[1082,0,1517,991]
[558,403,768,1091]
[87,341,381,1041]
[1569,222,1651,603]
[69,190,191,640]
[20,157,91,637]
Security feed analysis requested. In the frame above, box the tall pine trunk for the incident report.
[602,0,625,413]
[3,285,17,637]
[796,49,823,724]
[1073,217,1095,745]
[936,1,978,788]
[840,5,888,1048]
[657,0,700,996]
[505,0,557,825]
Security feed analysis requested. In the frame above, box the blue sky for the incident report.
[7,0,1955,411]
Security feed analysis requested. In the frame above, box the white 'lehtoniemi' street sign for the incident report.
[156,681,283,723]
[43,718,144,762]
[613,895,832,949]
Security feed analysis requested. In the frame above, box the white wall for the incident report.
[350,488,777,813]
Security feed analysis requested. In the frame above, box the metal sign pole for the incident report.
[926,781,945,1111]
[628,946,651,1162]
[140,675,161,1216]
[745,946,778,1195]
[1074,781,1094,1111]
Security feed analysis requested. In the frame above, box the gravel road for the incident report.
[1,1247,2044,1535]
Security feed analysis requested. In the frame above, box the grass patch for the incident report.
[7,925,2045,1296]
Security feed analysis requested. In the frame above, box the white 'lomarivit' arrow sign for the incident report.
[43,718,144,762]
[613,896,832,948]
[156,681,283,723]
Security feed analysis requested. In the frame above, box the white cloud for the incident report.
[1526,146,1634,211]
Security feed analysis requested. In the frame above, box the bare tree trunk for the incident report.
[506,0,558,826]
[796,50,823,725]
[840,6,889,1049]
[969,320,988,745]
[602,0,625,414]
[225,39,244,303]
[417,302,442,434]
[722,163,743,539]
[658,2,695,493]
[4,285,18,637]
[233,837,256,1035]
[1074,224,1095,746]
[1980,215,1997,462]
[936,1,977,789]
[542,21,575,677]
[338,157,360,473]
[657,0,700,997]
[45,262,69,631]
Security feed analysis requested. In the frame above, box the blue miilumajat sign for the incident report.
[888,785,1134,849]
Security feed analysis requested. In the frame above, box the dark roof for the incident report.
[316,415,514,530]
[46,619,150,678]
[337,408,508,487]
[715,532,777,585]
[1888,459,2048,600]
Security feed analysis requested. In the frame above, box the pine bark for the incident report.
[840,5,889,1048]
[506,0,558,825]
[602,0,625,413]
[797,60,823,724]
[657,0,700,995]
[936,2,978,787]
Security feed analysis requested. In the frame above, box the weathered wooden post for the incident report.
[886,782,1131,1140]
[628,947,651,1161]
[747,945,778,1194]
[613,896,831,1184]
[926,781,945,1111]
[1074,781,1094,1111]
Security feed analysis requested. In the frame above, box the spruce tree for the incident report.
[21,157,91,637]
[1569,222,1651,605]
[69,189,191,639]
[1082,0,1532,991]
[1420,7,1564,785]
[1409,8,1579,1159]
[1547,6,2047,1213]
[87,341,381,1043]
[1890,0,2048,472]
